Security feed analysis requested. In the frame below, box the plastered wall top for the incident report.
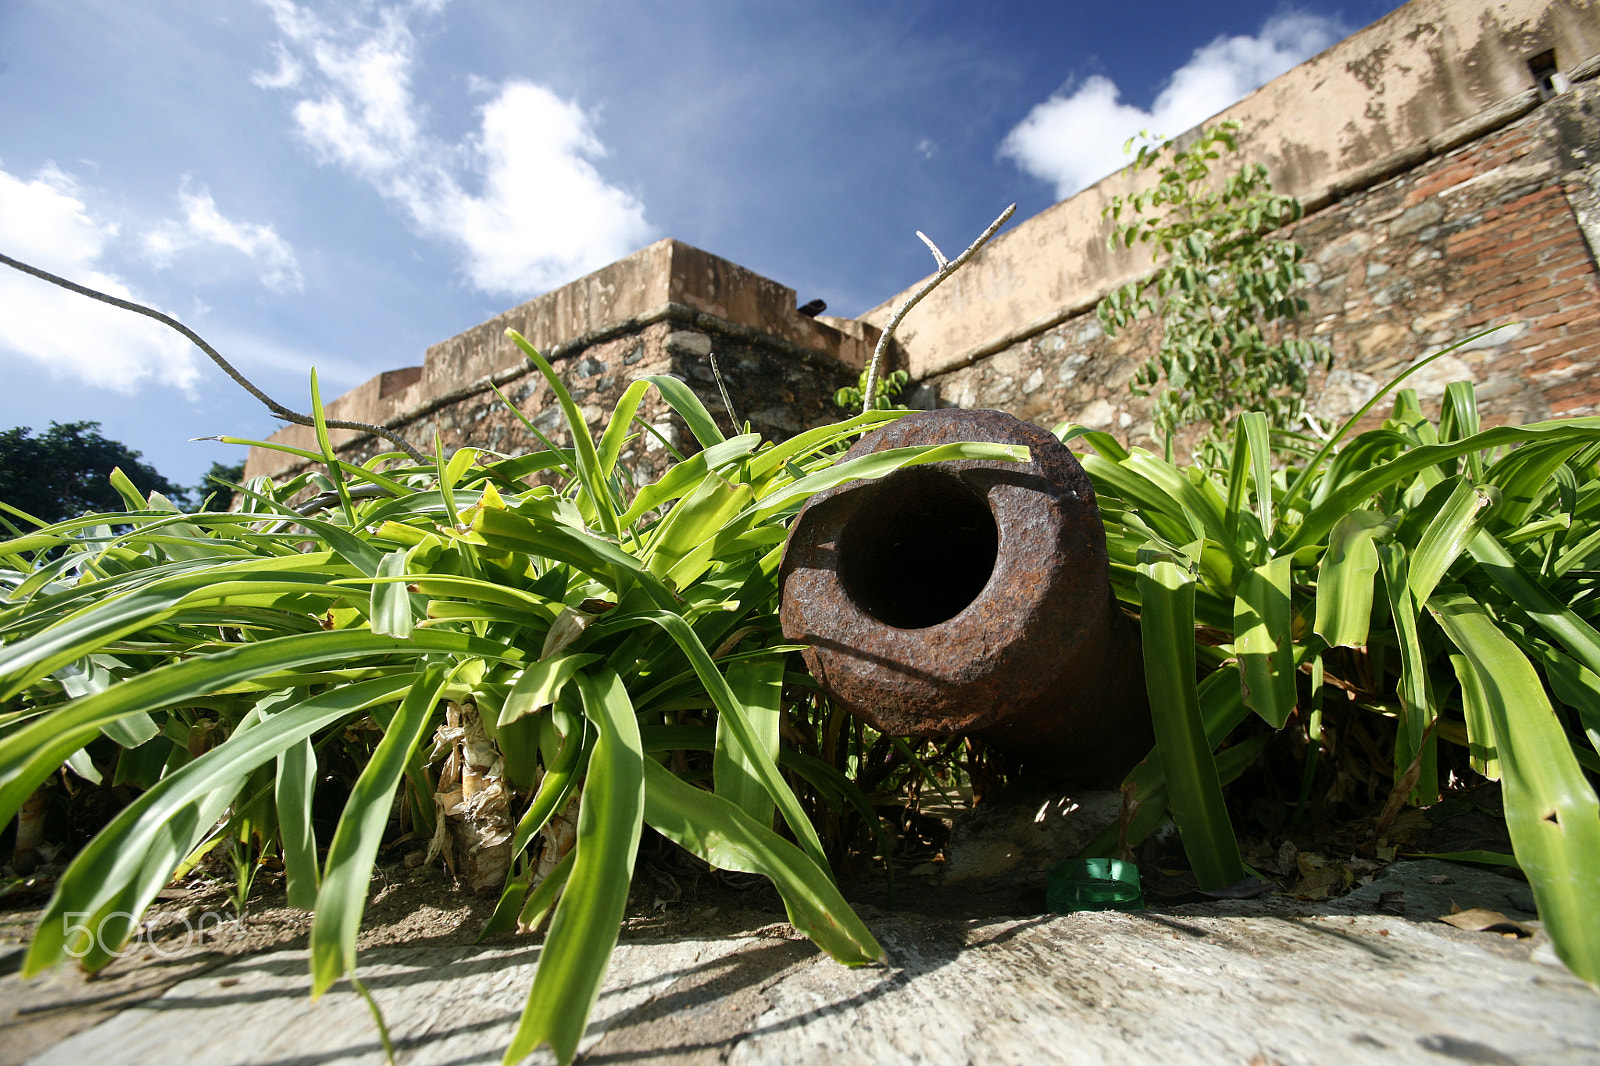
[278,238,872,445]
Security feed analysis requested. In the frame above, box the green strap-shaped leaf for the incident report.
[501,655,601,726]
[515,847,577,933]
[203,435,414,498]
[0,629,516,830]
[64,790,235,973]
[596,379,653,477]
[311,666,448,996]
[623,609,828,872]
[1081,733,1271,860]
[1287,420,1600,553]
[1541,648,1600,759]
[746,410,901,484]
[1136,551,1248,890]
[308,369,358,526]
[277,733,321,910]
[507,330,621,537]
[644,474,755,578]
[504,668,644,1066]
[1230,411,1275,543]
[373,572,558,617]
[56,656,159,748]
[1450,653,1500,781]
[1234,553,1296,727]
[472,507,676,609]
[1313,509,1386,648]
[1486,440,1584,529]
[1468,529,1600,680]
[506,706,590,863]
[23,675,415,975]
[0,557,355,700]
[643,757,882,963]
[1440,380,1483,481]
[617,434,761,528]
[715,658,784,829]
[746,441,1028,521]
[1380,545,1437,805]
[369,550,414,638]
[1409,479,1497,606]
[640,374,726,449]
[1125,453,1244,570]
[1430,592,1600,985]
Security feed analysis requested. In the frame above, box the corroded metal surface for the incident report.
[779,409,1151,785]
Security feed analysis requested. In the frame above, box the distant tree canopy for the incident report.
[0,421,189,525]
[193,460,246,513]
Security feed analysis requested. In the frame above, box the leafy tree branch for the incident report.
[0,252,428,463]
[1097,122,1330,446]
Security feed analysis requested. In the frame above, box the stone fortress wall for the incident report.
[244,239,874,483]
[247,0,1600,481]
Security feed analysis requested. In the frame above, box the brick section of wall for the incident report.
[913,81,1600,451]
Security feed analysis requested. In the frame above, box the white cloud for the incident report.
[257,0,652,296]
[1000,13,1344,199]
[250,43,304,90]
[0,163,201,395]
[431,83,655,292]
[144,184,303,293]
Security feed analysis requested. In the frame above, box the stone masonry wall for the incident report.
[244,238,867,487]
[910,78,1600,451]
[280,311,858,491]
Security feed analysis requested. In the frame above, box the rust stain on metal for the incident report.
[779,409,1152,785]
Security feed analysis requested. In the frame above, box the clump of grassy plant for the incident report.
[0,336,1027,1064]
[1066,337,1600,985]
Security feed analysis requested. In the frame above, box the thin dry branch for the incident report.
[707,350,740,432]
[0,251,428,463]
[862,204,1015,416]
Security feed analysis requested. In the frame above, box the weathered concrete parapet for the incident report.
[861,0,1600,383]
[245,239,872,481]
[918,74,1600,454]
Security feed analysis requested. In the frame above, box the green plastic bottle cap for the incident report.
[1046,857,1145,913]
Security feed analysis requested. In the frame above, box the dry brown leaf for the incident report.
[1439,908,1535,936]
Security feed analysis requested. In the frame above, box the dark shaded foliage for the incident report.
[192,460,246,512]
[0,421,186,525]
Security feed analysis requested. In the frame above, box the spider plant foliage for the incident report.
[0,330,1029,1065]
[1063,345,1600,986]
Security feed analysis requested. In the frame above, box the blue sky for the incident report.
[0,0,1404,488]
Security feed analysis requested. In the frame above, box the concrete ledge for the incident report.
[21,862,1598,1066]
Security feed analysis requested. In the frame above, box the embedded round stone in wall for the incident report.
[666,330,712,357]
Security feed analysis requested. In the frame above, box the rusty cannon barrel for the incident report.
[779,408,1152,785]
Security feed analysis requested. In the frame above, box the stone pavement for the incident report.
[12,862,1600,1066]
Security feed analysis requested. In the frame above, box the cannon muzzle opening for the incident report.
[780,409,1153,786]
[837,466,999,630]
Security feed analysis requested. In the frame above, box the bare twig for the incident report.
[1370,715,1443,846]
[862,204,1015,416]
[0,251,428,463]
[707,350,740,432]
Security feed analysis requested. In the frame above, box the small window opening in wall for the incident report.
[1528,50,1569,100]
